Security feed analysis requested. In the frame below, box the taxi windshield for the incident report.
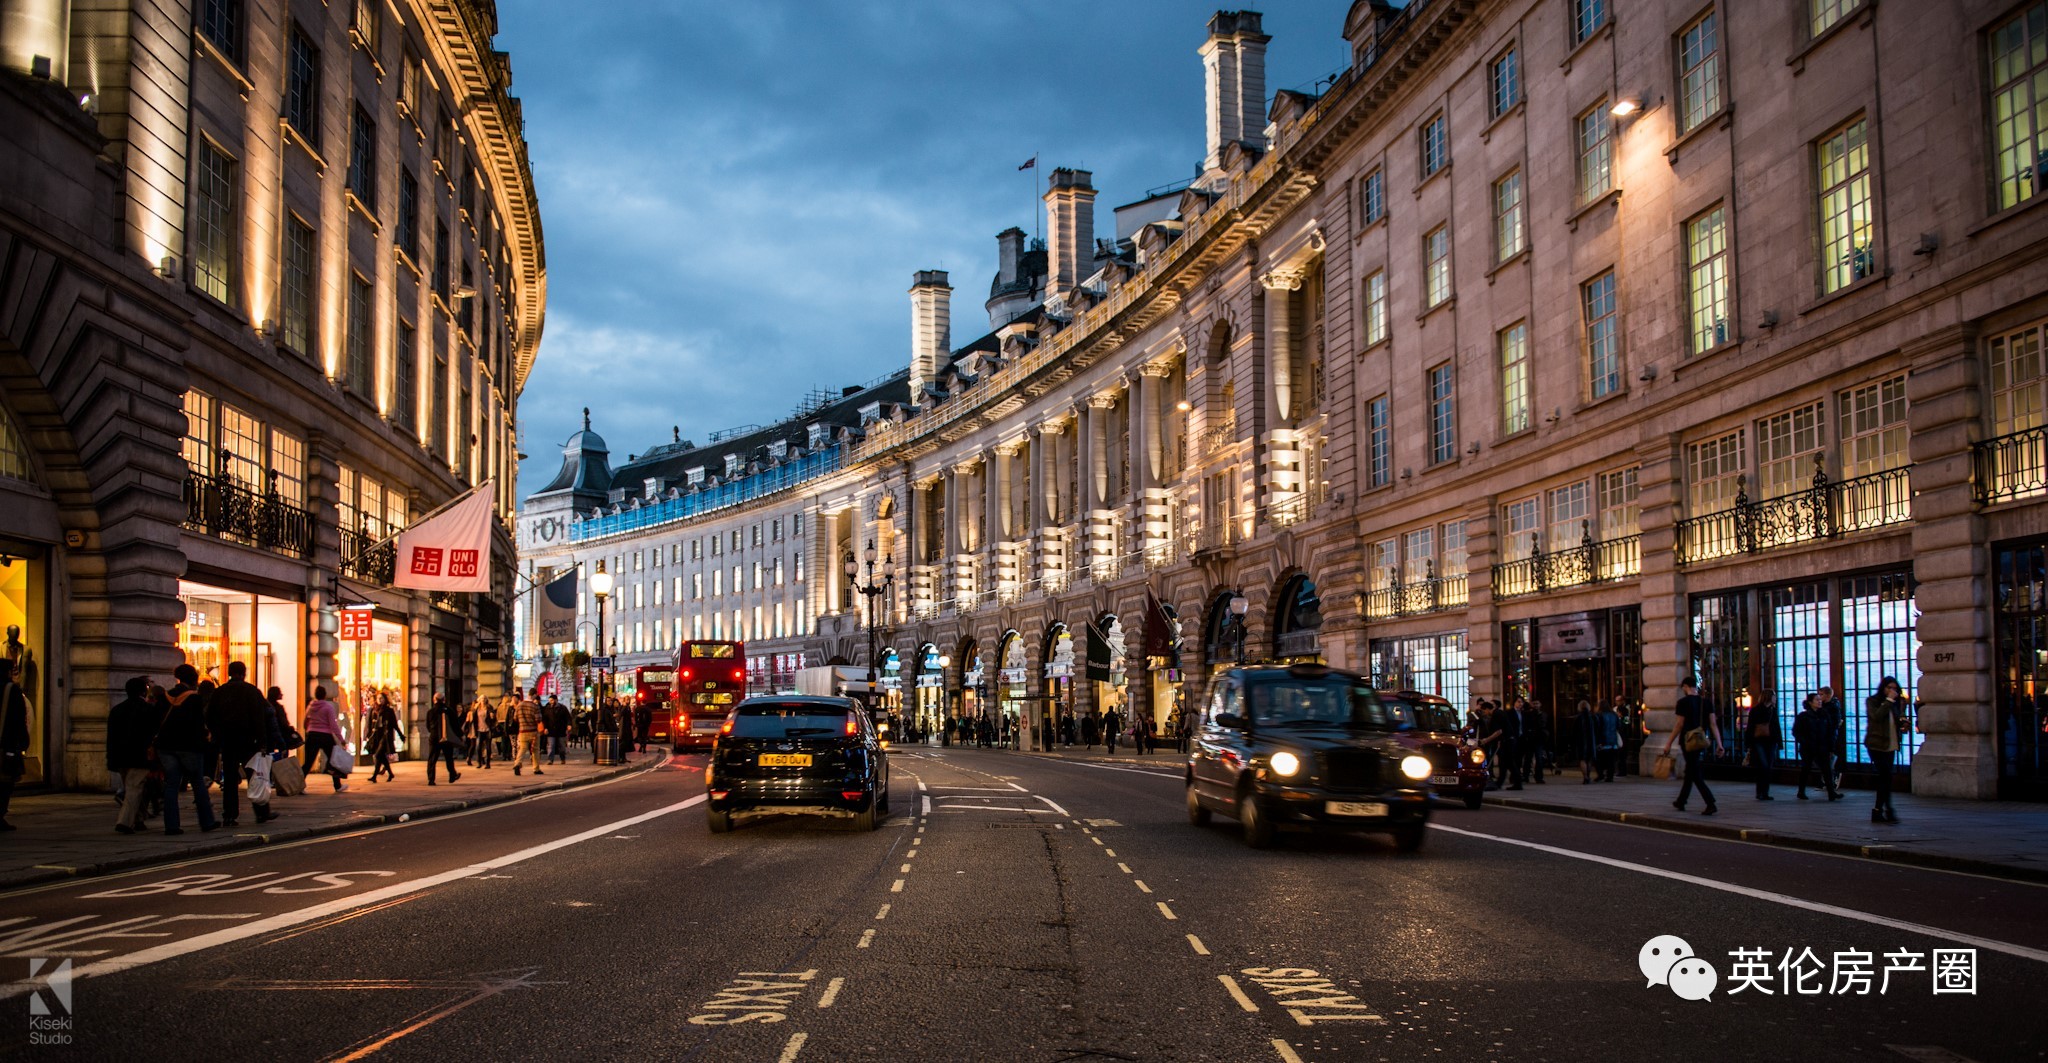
[1400,703,1462,733]
[1246,677,1396,730]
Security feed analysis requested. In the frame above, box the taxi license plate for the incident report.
[758,754,812,767]
[1429,775,1460,786]
[1327,800,1388,817]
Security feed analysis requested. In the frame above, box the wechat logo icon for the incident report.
[1640,935,1717,1001]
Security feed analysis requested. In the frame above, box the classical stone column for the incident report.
[305,435,344,715]
[1257,269,1305,519]
[1904,326,1995,798]
[1635,433,1687,773]
[1462,495,1501,708]
[1086,394,1119,569]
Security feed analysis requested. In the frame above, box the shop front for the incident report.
[997,631,1027,747]
[0,537,50,785]
[177,576,305,713]
[1140,594,1183,740]
[1272,575,1324,664]
[1988,538,2048,800]
[912,643,944,734]
[1367,630,1470,705]
[1042,625,1074,741]
[1085,614,1128,726]
[338,606,411,755]
[879,648,904,721]
[957,638,985,728]
[1500,607,1644,770]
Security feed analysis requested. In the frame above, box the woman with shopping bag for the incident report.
[300,686,351,793]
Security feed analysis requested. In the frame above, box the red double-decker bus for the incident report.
[632,666,675,742]
[668,640,746,751]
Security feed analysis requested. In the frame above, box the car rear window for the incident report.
[730,704,850,738]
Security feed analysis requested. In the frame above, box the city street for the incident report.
[4,748,2042,1063]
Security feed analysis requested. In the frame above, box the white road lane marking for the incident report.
[1187,934,1209,956]
[917,781,928,792]
[778,1031,808,1062]
[1091,837,1104,846]
[922,796,931,815]
[900,864,912,873]
[0,794,708,998]
[1104,849,1116,858]
[817,977,845,1008]
[874,904,890,920]
[1157,902,1178,920]
[891,880,904,893]
[1007,783,1028,792]
[1272,1039,1306,1063]
[1434,824,2048,966]
[1217,974,1259,1012]
[906,850,918,858]
[857,929,876,948]
[1117,863,1132,874]
[1036,796,1070,816]
[1135,880,1153,894]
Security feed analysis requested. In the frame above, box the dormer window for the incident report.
[724,454,742,477]
[768,439,788,461]
[859,402,882,427]
[644,477,663,500]
[808,423,831,449]
[686,466,705,486]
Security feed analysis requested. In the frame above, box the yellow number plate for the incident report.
[757,754,812,767]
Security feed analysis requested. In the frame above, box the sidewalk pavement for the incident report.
[975,741,2048,883]
[0,746,666,891]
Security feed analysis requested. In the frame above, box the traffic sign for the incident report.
[590,656,614,669]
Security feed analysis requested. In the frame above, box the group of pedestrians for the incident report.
[1471,697,1588,789]
[1665,675,1915,823]
[102,661,300,836]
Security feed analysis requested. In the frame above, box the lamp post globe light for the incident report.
[592,560,614,710]
[845,540,896,709]
[1228,592,1250,665]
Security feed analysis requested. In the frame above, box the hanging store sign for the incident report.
[339,607,375,641]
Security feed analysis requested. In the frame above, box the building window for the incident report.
[1423,226,1451,309]
[1572,0,1608,46]
[1684,205,1731,355]
[1811,0,1855,39]
[270,428,305,502]
[1441,521,1467,576]
[1838,376,1907,479]
[1548,480,1591,550]
[1597,466,1640,539]
[1403,527,1435,586]
[1501,497,1540,561]
[1991,320,2048,435]
[1367,395,1391,488]
[352,0,379,51]
[1368,632,1468,702]
[1420,112,1448,177]
[431,343,449,456]
[182,390,216,474]
[1816,117,1875,295]
[348,104,377,205]
[397,171,420,263]
[433,219,450,298]
[394,322,417,433]
[1490,47,1520,118]
[1758,401,1826,499]
[1494,170,1525,262]
[1360,168,1385,224]
[1428,363,1456,465]
[1687,429,1747,514]
[1363,270,1387,346]
[1499,322,1531,435]
[1677,11,1721,133]
[1577,103,1613,202]
[198,0,241,62]
[346,274,373,396]
[1583,270,1621,400]
[191,140,238,306]
[280,215,315,356]
[284,24,320,146]
[1369,537,1398,590]
[1992,4,2048,210]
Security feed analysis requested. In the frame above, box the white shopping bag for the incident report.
[244,752,274,804]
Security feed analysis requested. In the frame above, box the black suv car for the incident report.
[706,696,890,832]
[1187,664,1433,851]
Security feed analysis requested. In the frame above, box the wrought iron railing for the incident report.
[182,469,314,558]
[1269,495,1310,527]
[1675,463,1912,566]
[1977,426,2048,504]
[1201,414,1238,458]
[1363,565,1469,620]
[1492,526,1642,600]
[569,446,842,541]
[339,523,397,583]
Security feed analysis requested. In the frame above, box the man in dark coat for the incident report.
[542,696,572,764]
[424,694,462,785]
[0,658,30,830]
[108,676,158,833]
[157,664,218,835]
[209,661,277,826]
[1746,695,1781,800]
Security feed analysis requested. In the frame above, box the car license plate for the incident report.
[757,753,812,767]
[1429,775,1460,786]
[1326,800,1388,817]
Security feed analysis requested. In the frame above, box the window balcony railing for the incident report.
[1977,426,2048,505]
[1675,463,1912,566]
[182,468,314,559]
[570,446,842,541]
[1492,526,1642,600]
[1363,565,1469,620]
[339,523,397,583]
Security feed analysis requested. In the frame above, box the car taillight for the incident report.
[710,790,728,800]
[844,716,858,735]
[720,717,735,735]
[678,713,689,731]
[841,791,864,801]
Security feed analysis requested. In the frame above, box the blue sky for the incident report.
[499,0,1356,498]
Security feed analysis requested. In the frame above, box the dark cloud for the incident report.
[500,0,1355,491]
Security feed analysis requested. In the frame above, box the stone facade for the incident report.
[0,0,543,786]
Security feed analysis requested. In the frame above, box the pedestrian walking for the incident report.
[543,695,571,764]
[1081,710,1098,749]
[156,664,220,833]
[1103,707,1121,755]
[1747,694,1781,800]
[300,685,350,792]
[366,694,403,783]
[1522,699,1549,784]
[0,657,30,831]
[466,698,495,769]
[268,686,302,757]
[1865,677,1914,824]
[1594,699,1623,782]
[1818,684,1847,794]
[1662,676,1722,815]
[1484,699,1523,790]
[209,661,277,825]
[1793,692,1840,801]
[511,687,544,776]
[1573,701,1599,783]
[108,676,157,834]
[424,694,462,785]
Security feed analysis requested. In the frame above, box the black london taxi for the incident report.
[1186,664,1433,851]
[1381,689,1489,809]
[706,696,890,833]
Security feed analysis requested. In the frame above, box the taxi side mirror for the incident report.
[1213,712,1248,731]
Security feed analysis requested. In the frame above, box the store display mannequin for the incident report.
[2,626,32,708]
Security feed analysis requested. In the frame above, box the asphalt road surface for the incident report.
[1,747,2042,1063]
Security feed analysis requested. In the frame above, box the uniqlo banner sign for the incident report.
[339,608,374,641]
[392,485,494,593]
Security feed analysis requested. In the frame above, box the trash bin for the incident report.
[595,731,620,766]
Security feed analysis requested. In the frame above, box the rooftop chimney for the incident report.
[909,270,952,401]
[995,227,1026,288]
[1044,169,1096,302]
[1201,10,1270,174]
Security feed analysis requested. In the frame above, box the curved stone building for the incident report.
[1,0,543,785]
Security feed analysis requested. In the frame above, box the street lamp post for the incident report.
[1228,592,1250,665]
[844,541,896,711]
[591,559,614,714]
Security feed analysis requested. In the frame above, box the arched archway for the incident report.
[1203,590,1243,670]
[1043,622,1075,744]
[956,636,984,726]
[910,642,942,735]
[996,629,1026,747]
[1272,574,1323,662]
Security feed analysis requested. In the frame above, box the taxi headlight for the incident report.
[1268,751,1302,777]
[1470,749,1487,765]
[1400,755,1433,781]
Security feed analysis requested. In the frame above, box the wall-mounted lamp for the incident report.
[452,285,478,300]
[1610,97,1642,118]
[1466,441,1481,455]
[1757,310,1780,330]
[1175,400,1192,412]
[1400,467,1414,481]
[157,255,178,279]
[1638,364,1659,383]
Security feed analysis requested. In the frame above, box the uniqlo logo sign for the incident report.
[409,547,443,576]
[448,550,479,578]
[339,609,374,641]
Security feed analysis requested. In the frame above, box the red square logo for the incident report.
[339,609,373,641]
[448,549,479,578]
[410,547,443,576]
